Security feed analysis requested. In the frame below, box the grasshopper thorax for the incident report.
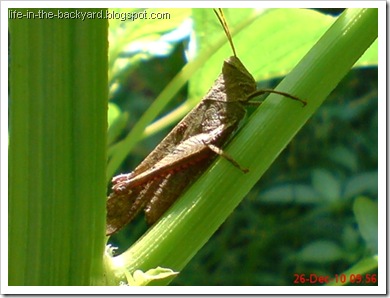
[222,56,257,103]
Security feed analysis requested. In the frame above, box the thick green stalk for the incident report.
[9,9,108,285]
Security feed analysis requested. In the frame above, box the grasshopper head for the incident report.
[223,56,257,103]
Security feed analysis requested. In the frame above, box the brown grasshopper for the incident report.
[106,9,306,236]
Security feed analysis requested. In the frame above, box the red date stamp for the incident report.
[293,273,377,285]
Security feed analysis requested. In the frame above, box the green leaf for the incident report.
[327,145,359,172]
[192,9,334,97]
[344,172,378,198]
[125,267,179,286]
[353,196,378,253]
[311,169,341,202]
[295,240,344,263]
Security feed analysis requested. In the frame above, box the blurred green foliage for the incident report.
[107,8,378,286]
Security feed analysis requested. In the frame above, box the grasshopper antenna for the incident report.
[213,8,237,57]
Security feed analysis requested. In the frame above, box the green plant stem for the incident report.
[110,8,377,285]
[9,9,108,285]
